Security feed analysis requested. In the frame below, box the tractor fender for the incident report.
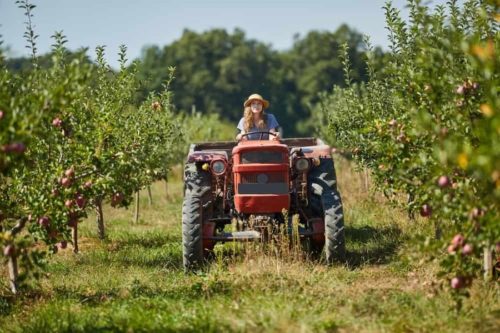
[186,151,228,164]
[300,145,332,159]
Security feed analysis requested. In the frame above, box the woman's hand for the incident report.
[269,130,280,141]
[236,131,246,141]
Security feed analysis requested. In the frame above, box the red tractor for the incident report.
[182,133,345,270]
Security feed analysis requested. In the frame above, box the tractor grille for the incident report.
[238,172,288,194]
[241,172,285,184]
[241,151,283,164]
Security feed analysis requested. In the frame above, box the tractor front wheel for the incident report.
[182,163,212,271]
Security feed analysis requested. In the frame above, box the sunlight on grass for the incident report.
[1,158,498,332]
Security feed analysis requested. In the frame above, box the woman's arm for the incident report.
[236,130,246,140]
[269,128,280,140]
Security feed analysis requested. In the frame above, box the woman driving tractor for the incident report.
[236,93,280,141]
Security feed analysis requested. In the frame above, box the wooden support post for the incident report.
[165,173,169,200]
[364,168,369,192]
[96,199,105,240]
[147,186,153,206]
[72,224,78,254]
[484,246,493,281]
[134,191,140,224]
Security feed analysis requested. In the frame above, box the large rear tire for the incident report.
[308,158,345,263]
[182,163,211,271]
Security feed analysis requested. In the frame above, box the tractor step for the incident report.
[209,230,261,242]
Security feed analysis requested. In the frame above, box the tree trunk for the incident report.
[407,193,415,221]
[364,168,369,192]
[8,255,18,294]
[134,191,140,224]
[72,224,79,253]
[147,186,153,206]
[7,218,27,294]
[96,199,105,239]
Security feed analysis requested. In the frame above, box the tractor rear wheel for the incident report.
[308,158,346,263]
[182,163,212,271]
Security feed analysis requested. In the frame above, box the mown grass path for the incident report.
[1,158,498,332]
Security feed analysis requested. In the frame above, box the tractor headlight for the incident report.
[295,158,310,172]
[211,160,227,175]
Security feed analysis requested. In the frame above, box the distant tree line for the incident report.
[6,24,384,136]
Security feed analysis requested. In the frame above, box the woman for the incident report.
[235,93,280,141]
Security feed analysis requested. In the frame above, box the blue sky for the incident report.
[1,0,451,67]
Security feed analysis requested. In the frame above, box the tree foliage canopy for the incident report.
[134,25,375,136]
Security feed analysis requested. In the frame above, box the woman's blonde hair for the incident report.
[243,106,268,132]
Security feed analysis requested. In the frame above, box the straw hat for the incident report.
[243,93,269,109]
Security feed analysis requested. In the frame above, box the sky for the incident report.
[0,0,451,67]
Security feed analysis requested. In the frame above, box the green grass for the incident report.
[1,160,499,332]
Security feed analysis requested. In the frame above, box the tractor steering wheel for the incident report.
[239,131,279,141]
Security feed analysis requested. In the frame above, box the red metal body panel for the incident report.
[236,194,290,214]
[232,141,291,214]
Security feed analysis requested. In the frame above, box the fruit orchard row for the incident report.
[318,0,499,296]
[0,1,193,292]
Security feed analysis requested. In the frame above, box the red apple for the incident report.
[38,216,50,228]
[437,175,451,188]
[58,241,67,249]
[451,234,464,247]
[456,85,465,94]
[2,142,26,153]
[75,194,86,209]
[84,180,92,189]
[462,243,473,255]
[396,133,407,143]
[450,276,464,289]
[151,101,161,110]
[51,188,60,197]
[471,207,484,219]
[111,192,124,207]
[52,117,62,127]
[64,167,75,178]
[65,199,74,208]
[60,177,72,188]
[3,245,15,257]
[447,244,457,254]
[0,110,4,119]
[420,204,432,217]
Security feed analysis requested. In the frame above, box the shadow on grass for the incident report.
[111,231,181,249]
[49,275,234,306]
[80,245,185,270]
[345,224,403,268]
